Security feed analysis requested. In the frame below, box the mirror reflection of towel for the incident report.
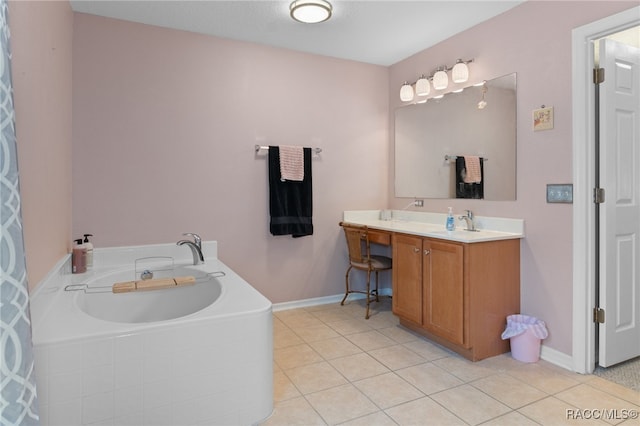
[456,157,484,199]
[463,156,482,183]
[268,146,313,237]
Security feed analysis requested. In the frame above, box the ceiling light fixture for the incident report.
[290,0,332,24]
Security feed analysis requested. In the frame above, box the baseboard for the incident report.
[272,288,392,312]
[540,344,575,372]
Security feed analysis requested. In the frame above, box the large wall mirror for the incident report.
[395,73,517,200]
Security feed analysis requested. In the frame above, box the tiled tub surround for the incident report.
[30,241,273,426]
[343,210,524,243]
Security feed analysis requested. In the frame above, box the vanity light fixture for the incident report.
[290,0,332,23]
[400,82,414,102]
[399,58,473,102]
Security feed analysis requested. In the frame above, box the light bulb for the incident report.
[451,60,469,83]
[400,82,414,102]
[432,68,448,90]
[415,76,430,96]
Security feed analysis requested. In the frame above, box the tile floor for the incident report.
[263,297,640,425]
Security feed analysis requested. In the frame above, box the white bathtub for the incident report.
[30,241,273,426]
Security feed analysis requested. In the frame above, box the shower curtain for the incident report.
[0,0,40,424]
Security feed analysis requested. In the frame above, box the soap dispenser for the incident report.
[83,234,94,270]
[72,239,87,274]
[446,207,456,231]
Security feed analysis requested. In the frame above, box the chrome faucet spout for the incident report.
[458,210,476,231]
[177,233,204,264]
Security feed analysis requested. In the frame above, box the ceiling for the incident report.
[69,0,526,66]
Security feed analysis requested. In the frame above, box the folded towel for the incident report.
[463,156,482,183]
[269,146,313,238]
[279,145,304,181]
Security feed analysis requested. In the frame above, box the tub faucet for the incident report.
[177,232,204,264]
[458,210,477,231]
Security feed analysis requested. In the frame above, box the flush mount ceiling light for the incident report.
[290,0,332,24]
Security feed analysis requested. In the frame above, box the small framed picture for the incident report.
[533,106,554,131]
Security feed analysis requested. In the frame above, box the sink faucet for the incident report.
[177,232,204,264]
[458,210,477,231]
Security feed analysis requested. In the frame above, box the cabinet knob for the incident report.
[424,249,431,255]
[413,247,420,253]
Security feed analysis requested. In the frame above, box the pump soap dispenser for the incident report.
[72,239,87,274]
[83,234,94,270]
[446,207,456,232]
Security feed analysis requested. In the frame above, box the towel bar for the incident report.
[445,155,488,162]
[255,145,322,155]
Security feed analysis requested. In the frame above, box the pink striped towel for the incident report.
[279,145,304,181]
[463,156,482,183]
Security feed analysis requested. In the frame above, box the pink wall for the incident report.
[72,14,389,303]
[8,0,73,291]
[390,1,635,356]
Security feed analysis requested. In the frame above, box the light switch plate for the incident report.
[547,184,573,203]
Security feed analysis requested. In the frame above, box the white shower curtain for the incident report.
[0,0,39,424]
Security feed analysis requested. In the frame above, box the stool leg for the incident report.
[374,270,380,302]
[341,266,352,306]
[365,269,371,319]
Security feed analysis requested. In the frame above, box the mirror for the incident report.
[395,73,516,200]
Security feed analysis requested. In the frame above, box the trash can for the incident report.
[501,314,548,363]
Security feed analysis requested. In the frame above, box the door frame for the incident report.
[572,6,640,374]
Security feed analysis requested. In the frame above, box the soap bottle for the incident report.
[446,207,456,231]
[72,239,87,274]
[83,234,94,270]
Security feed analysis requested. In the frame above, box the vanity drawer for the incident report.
[368,230,391,246]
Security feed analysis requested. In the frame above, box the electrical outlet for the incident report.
[414,199,424,207]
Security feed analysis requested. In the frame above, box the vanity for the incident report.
[342,210,524,361]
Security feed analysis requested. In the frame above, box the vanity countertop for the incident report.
[343,210,524,243]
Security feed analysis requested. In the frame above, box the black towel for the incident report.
[268,146,313,237]
[455,157,484,199]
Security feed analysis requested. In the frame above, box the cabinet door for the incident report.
[392,234,423,324]
[423,239,465,345]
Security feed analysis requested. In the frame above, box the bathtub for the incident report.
[30,241,273,426]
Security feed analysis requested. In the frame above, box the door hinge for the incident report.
[594,187,605,204]
[594,307,605,323]
[593,68,605,84]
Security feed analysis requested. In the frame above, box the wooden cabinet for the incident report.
[392,233,520,361]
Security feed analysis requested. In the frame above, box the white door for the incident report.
[598,38,640,367]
